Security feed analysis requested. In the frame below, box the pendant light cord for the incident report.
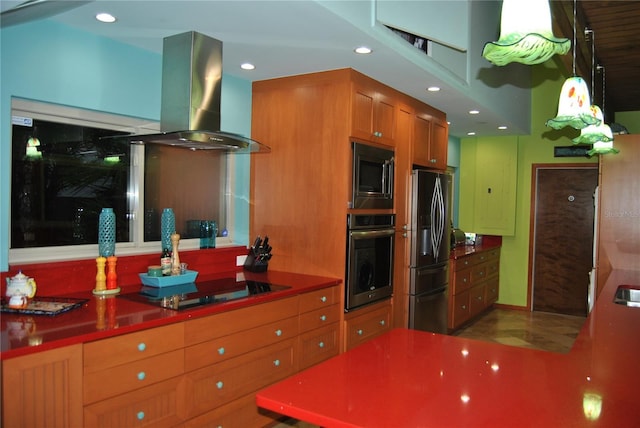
[587,28,594,100]
[573,0,577,76]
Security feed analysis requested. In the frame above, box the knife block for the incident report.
[243,252,268,272]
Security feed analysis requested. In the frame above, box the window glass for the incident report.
[11,118,130,249]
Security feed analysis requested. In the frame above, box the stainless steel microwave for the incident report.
[351,142,394,209]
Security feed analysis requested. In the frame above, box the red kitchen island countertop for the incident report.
[256,268,640,427]
[0,270,341,360]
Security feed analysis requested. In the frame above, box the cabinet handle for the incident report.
[461,305,467,309]
[379,320,386,326]
[137,371,146,381]
[318,341,325,348]
[320,315,327,321]
[218,347,225,355]
[463,278,467,283]
[137,343,146,352]
[273,359,281,367]
[357,329,363,335]
[275,329,282,337]
[477,296,483,301]
[216,381,224,389]
[320,296,327,303]
[430,159,436,163]
[137,411,145,420]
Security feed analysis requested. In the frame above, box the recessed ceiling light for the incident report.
[467,132,476,136]
[240,63,255,70]
[427,86,441,92]
[95,12,116,23]
[498,125,508,130]
[354,46,372,54]
[469,110,480,115]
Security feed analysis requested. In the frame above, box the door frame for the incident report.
[527,163,598,311]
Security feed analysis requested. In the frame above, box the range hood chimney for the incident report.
[128,31,269,153]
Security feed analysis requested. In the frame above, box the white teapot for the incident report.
[6,271,37,307]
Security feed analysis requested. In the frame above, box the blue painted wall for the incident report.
[0,20,253,271]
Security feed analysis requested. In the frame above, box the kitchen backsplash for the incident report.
[1,246,247,296]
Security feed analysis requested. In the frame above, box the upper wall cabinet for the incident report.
[412,104,448,170]
[351,75,397,146]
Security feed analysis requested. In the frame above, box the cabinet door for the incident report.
[352,81,396,146]
[3,344,83,428]
[298,323,340,370]
[449,289,471,329]
[413,113,432,167]
[430,119,448,170]
[460,137,517,236]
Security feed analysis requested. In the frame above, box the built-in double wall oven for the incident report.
[345,213,395,311]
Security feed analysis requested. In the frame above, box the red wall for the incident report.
[2,246,248,297]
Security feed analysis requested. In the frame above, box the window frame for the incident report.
[9,98,236,264]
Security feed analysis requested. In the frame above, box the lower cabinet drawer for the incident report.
[299,303,340,332]
[185,316,298,371]
[183,392,282,428]
[84,349,184,404]
[298,323,340,370]
[182,339,296,419]
[345,303,391,351]
[83,377,183,428]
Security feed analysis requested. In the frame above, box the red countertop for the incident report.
[256,268,640,427]
[0,270,341,360]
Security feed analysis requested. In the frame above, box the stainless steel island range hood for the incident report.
[125,31,269,153]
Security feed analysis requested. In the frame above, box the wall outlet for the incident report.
[236,255,248,266]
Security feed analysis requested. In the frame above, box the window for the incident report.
[9,98,235,264]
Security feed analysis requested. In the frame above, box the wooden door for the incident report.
[532,166,598,316]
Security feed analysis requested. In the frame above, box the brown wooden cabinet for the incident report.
[448,247,500,331]
[2,344,83,428]
[352,74,397,146]
[83,322,185,426]
[0,286,341,428]
[413,104,448,170]
[298,286,341,370]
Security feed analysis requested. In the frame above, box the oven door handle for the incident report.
[350,229,396,239]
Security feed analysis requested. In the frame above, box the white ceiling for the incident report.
[1,0,534,139]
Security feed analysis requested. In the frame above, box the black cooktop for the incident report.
[120,277,291,311]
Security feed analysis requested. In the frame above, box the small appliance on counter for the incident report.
[451,228,466,249]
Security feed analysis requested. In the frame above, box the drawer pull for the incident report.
[462,305,467,309]
[463,278,467,282]
[137,371,146,381]
[477,296,483,301]
[320,296,327,303]
[318,341,325,348]
[273,359,281,367]
[217,347,225,355]
[275,329,282,337]
[320,314,327,321]
[216,381,224,389]
[357,329,363,335]
[137,411,145,420]
[380,320,386,326]
[137,343,146,352]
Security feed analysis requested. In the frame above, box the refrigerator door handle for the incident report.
[431,176,445,260]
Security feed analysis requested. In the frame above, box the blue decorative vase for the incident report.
[161,208,175,251]
[98,208,116,257]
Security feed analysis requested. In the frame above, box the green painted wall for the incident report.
[460,59,599,308]
[615,111,640,134]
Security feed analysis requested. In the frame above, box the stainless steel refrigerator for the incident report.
[408,169,451,334]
